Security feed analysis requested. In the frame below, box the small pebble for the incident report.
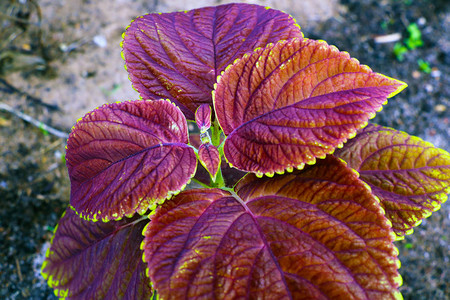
[54,150,62,159]
[417,17,426,26]
[434,104,446,113]
[93,35,107,48]
[430,68,441,78]
[22,43,31,51]
[412,70,421,79]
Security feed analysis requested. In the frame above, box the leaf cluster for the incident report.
[41,3,449,299]
[393,23,424,61]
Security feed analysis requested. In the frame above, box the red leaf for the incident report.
[66,100,197,221]
[195,104,211,132]
[335,124,450,237]
[198,143,221,180]
[214,38,407,176]
[143,157,401,299]
[122,3,302,119]
[41,208,151,299]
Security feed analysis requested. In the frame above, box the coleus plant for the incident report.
[41,3,450,299]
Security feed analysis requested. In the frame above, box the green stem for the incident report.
[210,119,222,147]
[209,119,225,188]
[211,166,225,188]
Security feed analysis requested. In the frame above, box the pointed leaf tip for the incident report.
[214,38,406,175]
[66,100,197,221]
[335,124,450,237]
[122,3,302,119]
[198,143,221,180]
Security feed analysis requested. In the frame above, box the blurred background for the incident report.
[0,0,448,299]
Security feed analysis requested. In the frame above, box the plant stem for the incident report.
[212,166,225,188]
[210,119,225,188]
[210,119,221,147]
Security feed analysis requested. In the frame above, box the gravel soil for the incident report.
[0,0,448,299]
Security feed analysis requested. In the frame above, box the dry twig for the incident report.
[0,102,68,139]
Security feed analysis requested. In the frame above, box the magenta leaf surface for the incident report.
[143,156,401,299]
[195,104,211,132]
[122,3,302,119]
[66,100,197,221]
[214,38,407,176]
[335,124,450,237]
[198,143,221,180]
[41,208,151,299]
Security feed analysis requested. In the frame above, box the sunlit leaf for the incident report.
[66,100,197,221]
[198,143,221,180]
[214,38,407,176]
[143,157,401,299]
[195,104,211,132]
[41,208,151,299]
[335,124,450,237]
[122,3,302,119]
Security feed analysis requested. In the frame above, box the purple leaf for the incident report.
[122,3,302,119]
[41,208,151,299]
[334,124,450,237]
[198,143,221,180]
[66,100,197,221]
[214,38,407,176]
[143,157,401,299]
[195,104,211,132]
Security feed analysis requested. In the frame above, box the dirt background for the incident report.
[0,0,448,299]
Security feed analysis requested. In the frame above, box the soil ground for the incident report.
[0,0,448,299]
